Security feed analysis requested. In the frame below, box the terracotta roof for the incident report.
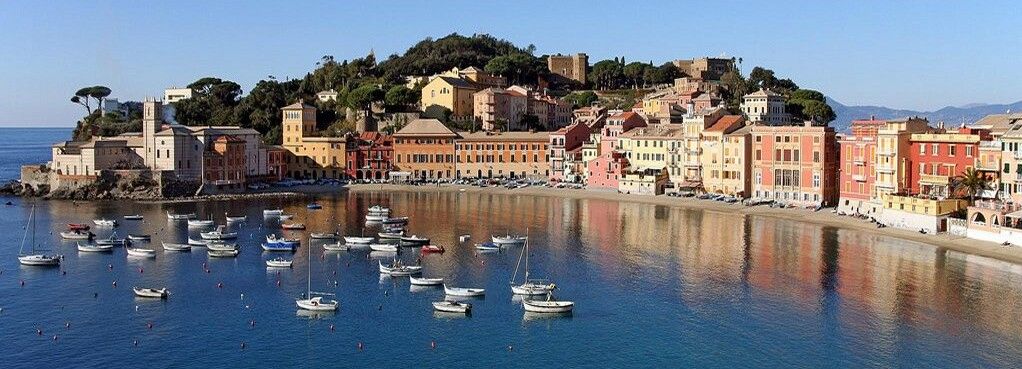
[214,135,246,143]
[282,101,316,110]
[610,111,640,121]
[704,115,745,133]
[393,119,459,137]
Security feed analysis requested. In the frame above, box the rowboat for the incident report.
[378,230,404,239]
[378,260,422,276]
[187,219,215,227]
[96,234,127,246]
[126,247,156,258]
[323,242,349,251]
[133,287,169,299]
[369,243,398,252]
[208,249,239,258]
[400,235,430,246]
[409,276,444,286]
[77,242,113,253]
[60,231,93,240]
[162,242,191,252]
[200,226,237,240]
[282,223,306,230]
[522,296,574,313]
[309,232,337,240]
[187,238,208,246]
[443,285,485,297]
[266,258,293,268]
[93,219,118,227]
[262,243,296,252]
[367,205,390,214]
[492,234,527,245]
[167,212,196,220]
[420,245,445,253]
[475,241,500,251]
[365,214,387,222]
[127,234,151,241]
[343,236,374,245]
[123,215,144,220]
[225,215,247,223]
[432,301,471,314]
[206,242,238,252]
[263,209,284,216]
[382,216,409,225]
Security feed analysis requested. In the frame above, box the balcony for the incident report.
[877,151,896,157]
[919,173,950,185]
[876,166,895,174]
[852,174,866,182]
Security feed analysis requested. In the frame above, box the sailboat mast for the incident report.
[523,231,530,281]
[19,205,34,255]
[31,204,36,252]
[307,243,312,295]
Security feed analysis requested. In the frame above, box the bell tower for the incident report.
[282,100,316,148]
[143,98,163,167]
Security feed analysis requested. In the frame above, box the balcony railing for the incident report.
[876,166,895,174]
[852,174,866,182]
[853,157,866,165]
[919,173,950,185]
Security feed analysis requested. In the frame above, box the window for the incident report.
[932,144,938,155]
[949,145,956,156]
[966,146,973,157]
[813,173,820,188]
[919,144,926,154]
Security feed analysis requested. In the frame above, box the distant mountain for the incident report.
[826,98,1022,132]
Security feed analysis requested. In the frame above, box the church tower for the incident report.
[142,98,163,167]
[282,100,317,149]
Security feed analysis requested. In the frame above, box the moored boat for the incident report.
[475,241,500,251]
[200,226,237,240]
[266,258,293,268]
[369,243,398,252]
[382,216,409,225]
[378,260,422,276]
[126,247,156,258]
[306,203,322,209]
[206,242,237,251]
[187,238,208,246]
[296,239,338,311]
[225,215,247,223]
[123,215,144,220]
[60,231,94,240]
[207,249,239,258]
[410,276,444,286]
[167,212,196,220]
[420,245,445,253]
[432,301,471,314]
[367,205,390,214]
[365,214,387,222]
[510,229,557,296]
[282,223,306,230]
[323,242,350,251]
[443,285,485,297]
[262,242,296,252]
[162,242,191,252]
[309,232,337,240]
[522,295,574,313]
[263,209,284,217]
[96,234,127,246]
[492,234,527,245]
[93,219,118,227]
[77,242,113,253]
[133,287,169,299]
[127,234,151,241]
[266,234,300,246]
[187,218,215,227]
[400,235,430,246]
[343,236,374,245]
[378,230,404,239]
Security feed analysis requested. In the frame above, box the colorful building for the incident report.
[699,115,748,196]
[750,121,839,206]
[420,76,480,121]
[837,118,885,215]
[906,126,989,198]
[473,87,527,131]
[586,151,628,191]
[455,131,550,179]
[741,89,790,125]
[392,119,459,180]
[549,122,591,182]
[345,132,393,180]
[617,124,684,183]
[874,117,933,196]
[281,101,347,179]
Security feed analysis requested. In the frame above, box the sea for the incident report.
[1,128,1021,368]
[0,127,69,182]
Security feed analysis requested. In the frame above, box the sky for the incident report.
[1,0,1019,127]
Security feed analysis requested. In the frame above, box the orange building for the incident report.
[392,119,459,180]
[750,121,840,206]
[203,135,247,188]
[455,131,550,179]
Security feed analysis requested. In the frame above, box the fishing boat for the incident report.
[382,216,409,226]
[187,218,215,227]
[206,242,237,252]
[522,294,574,313]
[409,276,444,286]
[400,235,430,246]
[263,209,284,217]
[296,241,338,312]
[378,230,404,239]
[187,238,208,246]
[133,287,169,299]
[282,223,306,230]
[126,247,156,258]
[323,242,349,251]
[60,231,93,240]
[225,215,247,223]
[492,234,527,245]
[266,258,293,268]
[306,203,322,210]
[123,215,144,220]
[167,212,196,220]
[266,234,300,246]
[68,223,90,231]
[200,226,237,240]
[93,218,118,227]
[443,285,485,297]
[207,249,239,258]
[17,205,61,265]
[309,232,337,240]
[365,214,387,222]
[262,242,296,252]
[510,230,556,296]
[127,234,151,241]
[369,243,398,252]
[77,242,113,253]
[96,233,127,246]
[421,245,445,253]
[475,241,500,251]
[343,236,374,245]
[432,301,471,314]
[162,242,191,252]
[378,260,422,276]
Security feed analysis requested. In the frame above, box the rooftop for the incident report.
[393,119,459,137]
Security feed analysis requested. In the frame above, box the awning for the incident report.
[1006,210,1022,218]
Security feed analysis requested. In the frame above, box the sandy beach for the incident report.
[346,183,1022,265]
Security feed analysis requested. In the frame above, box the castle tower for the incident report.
[282,100,317,148]
[142,98,163,167]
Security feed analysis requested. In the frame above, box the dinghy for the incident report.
[522,295,574,313]
[133,287,169,299]
[187,218,215,227]
[207,249,239,258]
[279,214,294,220]
[367,205,390,214]
[162,242,191,252]
[93,219,118,227]
[365,214,387,222]
[123,215,144,220]
[306,203,322,210]
[126,247,156,258]
[369,243,398,252]
[378,260,422,276]
[263,209,284,217]
[77,242,113,253]
[443,285,485,297]
[382,216,409,226]
[96,234,127,246]
[378,230,404,239]
[266,234,300,246]
[475,241,500,251]
[344,236,374,245]
[225,215,247,223]
[206,242,237,252]
[266,258,293,268]
[282,223,306,230]
[409,276,444,286]
[309,232,337,240]
[167,212,196,220]
[200,226,237,240]
[432,301,471,314]
[60,231,93,240]
[187,238,208,246]
[323,242,350,252]
[262,242,296,252]
[420,245,445,253]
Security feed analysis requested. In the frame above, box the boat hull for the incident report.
[410,277,444,286]
[444,286,485,297]
[18,255,61,266]
[133,288,168,299]
[522,300,574,313]
[432,301,471,313]
[511,283,557,296]
[262,243,297,252]
[296,298,338,311]
[162,243,191,252]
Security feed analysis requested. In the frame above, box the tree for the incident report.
[563,91,599,108]
[384,85,418,109]
[174,77,243,126]
[623,62,650,88]
[787,89,835,123]
[70,86,112,115]
[952,168,988,201]
[589,59,625,90]
[422,105,453,123]
[346,84,385,112]
[645,63,681,85]
[484,53,544,85]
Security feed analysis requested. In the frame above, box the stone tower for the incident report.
[282,100,317,148]
[142,98,163,168]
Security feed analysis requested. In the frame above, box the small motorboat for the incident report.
[263,209,284,217]
[443,285,485,297]
[369,243,398,252]
[162,242,191,252]
[123,215,144,220]
[126,247,156,258]
[382,216,409,225]
[133,287,169,299]
[522,295,574,313]
[323,242,350,252]
[365,214,388,222]
[367,205,390,214]
[475,241,500,251]
[201,226,237,240]
[266,258,293,268]
[309,232,337,240]
[432,301,471,314]
[68,223,90,231]
[279,214,294,221]
[410,276,444,286]
[378,230,404,239]
[96,234,127,246]
[306,203,322,210]
[167,212,196,220]
[262,243,296,252]
[77,242,113,253]
[60,231,93,240]
[344,236,374,245]
[206,242,238,252]
[421,245,445,253]
[225,215,247,223]
[93,219,118,227]
[266,234,300,246]
[492,234,527,245]
[296,296,338,311]
[400,235,430,246]
[207,249,239,258]
[127,234,151,241]
[282,223,306,230]
[378,260,422,276]
[187,238,208,246]
[187,218,215,227]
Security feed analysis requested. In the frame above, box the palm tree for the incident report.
[952,167,988,202]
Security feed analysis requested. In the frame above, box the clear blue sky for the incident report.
[1,0,1019,127]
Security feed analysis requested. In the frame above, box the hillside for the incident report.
[827,98,1022,132]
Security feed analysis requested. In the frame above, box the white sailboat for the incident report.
[18,205,61,266]
[510,229,556,296]
[126,246,157,258]
[162,242,191,252]
[266,258,293,268]
[296,247,338,311]
[492,233,527,245]
[187,217,215,227]
[378,260,422,276]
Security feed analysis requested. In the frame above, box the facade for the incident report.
[455,131,550,179]
[837,118,886,215]
[546,53,588,85]
[420,76,480,121]
[906,127,987,198]
[680,107,727,187]
[616,124,685,187]
[164,88,192,103]
[392,119,459,180]
[741,89,790,125]
[474,88,528,131]
[671,57,734,81]
[203,135,247,188]
[600,112,647,153]
[316,89,339,102]
[345,132,393,180]
[586,151,628,191]
[874,117,933,196]
[877,194,968,234]
[549,123,591,182]
[573,105,608,129]
[699,116,748,196]
[281,101,347,179]
[619,168,669,196]
[750,121,839,206]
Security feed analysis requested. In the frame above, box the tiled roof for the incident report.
[434,76,477,89]
[393,119,459,137]
[456,130,550,142]
[282,101,316,110]
[704,115,745,133]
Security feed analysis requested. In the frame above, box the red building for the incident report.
[906,126,989,197]
[750,121,840,206]
[345,132,394,180]
[266,147,287,181]
[837,118,886,214]
[203,135,247,188]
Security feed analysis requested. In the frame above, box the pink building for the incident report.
[600,111,646,153]
[549,122,591,182]
[587,151,629,191]
[837,118,885,214]
[751,121,840,206]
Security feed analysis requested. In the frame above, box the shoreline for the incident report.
[346,183,1022,266]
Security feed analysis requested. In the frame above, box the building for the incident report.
[617,124,685,188]
[573,105,608,129]
[699,115,748,196]
[906,126,988,198]
[680,107,727,187]
[164,88,192,103]
[837,118,886,215]
[586,151,628,191]
[877,193,968,234]
[874,117,934,197]
[600,112,647,153]
[619,168,669,195]
[203,135,247,188]
[392,119,459,180]
[720,125,754,197]
[421,76,481,121]
[455,131,550,179]
[741,89,790,125]
[549,123,591,182]
[474,88,528,131]
[750,121,839,206]
[345,132,393,180]
[671,57,734,81]
[316,89,339,102]
[547,53,588,85]
[280,101,347,179]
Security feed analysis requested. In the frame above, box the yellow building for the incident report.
[619,168,669,195]
[617,125,685,181]
[281,101,347,179]
[699,115,749,196]
[421,76,480,121]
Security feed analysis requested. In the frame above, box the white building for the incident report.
[164,88,193,103]
[741,89,790,125]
